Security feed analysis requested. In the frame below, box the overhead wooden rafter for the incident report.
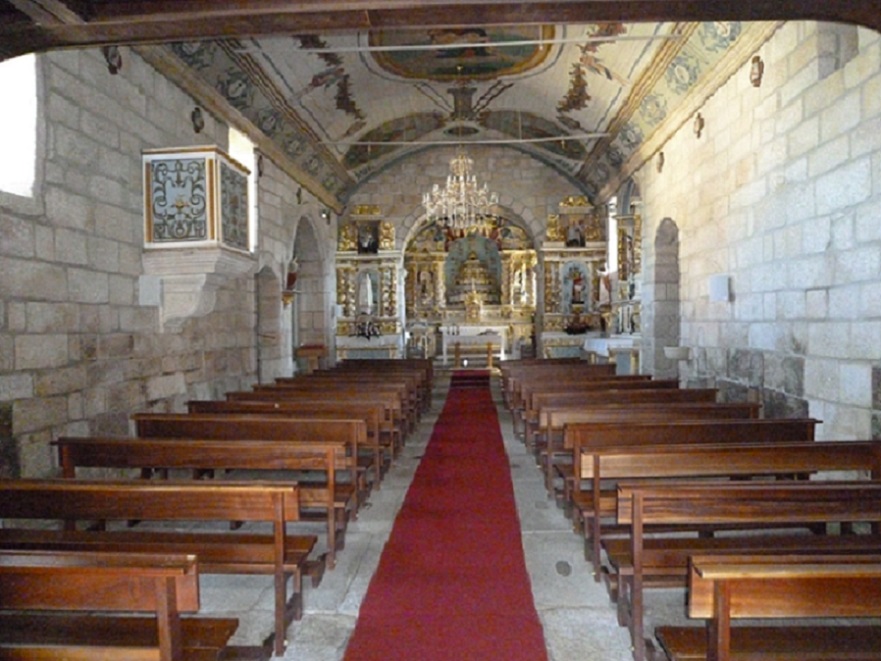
[2,0,880,60]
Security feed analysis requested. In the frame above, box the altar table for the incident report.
[442,332,504,368]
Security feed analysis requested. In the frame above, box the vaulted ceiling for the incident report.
[2,1,878,211]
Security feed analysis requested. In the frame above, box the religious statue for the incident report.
[566,219,585,247]
[358,225,378,254]
[418,268,434,306]
[571,270,585,304]
[465,285,483,322]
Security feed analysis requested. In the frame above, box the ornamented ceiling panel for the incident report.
[162,19,768,206]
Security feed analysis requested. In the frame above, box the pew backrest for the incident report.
[565,417,818,451]
[0,549,211,661]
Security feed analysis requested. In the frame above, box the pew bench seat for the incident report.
[0,613,239,661]
[654,625,881,661]
[0,480,319,658]
[654,553,881,661]
[604,531,881,623]
[618,481,881,661]
[0,549,239,661]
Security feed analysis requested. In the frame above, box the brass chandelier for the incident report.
[422,150,499,230]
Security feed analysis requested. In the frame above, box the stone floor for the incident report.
[197,372,685,660]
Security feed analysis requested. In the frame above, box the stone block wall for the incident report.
[637,22,881,439]
[252,155,332,380]
[0,48,273,476]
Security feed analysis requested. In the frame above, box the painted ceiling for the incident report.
[166,20,755,206]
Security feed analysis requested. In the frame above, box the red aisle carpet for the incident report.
[343,371,548,661]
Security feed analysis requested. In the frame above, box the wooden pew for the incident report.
[499,357,584,405]
[616,480,881,661]
[538,402,761,494]
[231,388,405,449]
[519,380,690,448]
[0,549,238,661]
[597,437,881,594]
[540,402,761,450]
[302,371,422,417]
[0,479,316,657]
[564,418,817,580]
[186,399,391,483]
[503,362,616,412]
[274,377,418,433]
[655,553,881,661]
[513,375,658,443]
[530,389,720,450]
[507,366,631,419]
[321,363,431,414]
[336,359,433,411]
[132,413,367,564]
[55,435,347,569]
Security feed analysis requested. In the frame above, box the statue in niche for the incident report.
[571,270,585,304]
[357,270,379,315]
[418,268,434,306]
[357,223,379,254]
[566,217,586,247]
[562,261,591,313]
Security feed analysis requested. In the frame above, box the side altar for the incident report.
[538,197,608,358]
[334,207,404,360]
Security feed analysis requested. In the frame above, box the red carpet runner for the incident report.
[343,370,548,660]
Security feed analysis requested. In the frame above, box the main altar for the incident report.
[333,196,640,367]
[402,215,537,362]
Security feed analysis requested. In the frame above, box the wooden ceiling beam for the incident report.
[1,0,879,61]
[6,0,88,24]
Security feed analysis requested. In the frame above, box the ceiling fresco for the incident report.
[165,19,762,206]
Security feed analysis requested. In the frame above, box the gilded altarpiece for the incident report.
[540,197,608,357]
[614,213,642,335]
[335,207,402,359]
[403,218,537,359]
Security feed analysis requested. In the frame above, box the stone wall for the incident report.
[0,48,281,476]
[252,156,332,379]
[636,22,881,439]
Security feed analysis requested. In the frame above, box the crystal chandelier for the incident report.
[422,150,499,230]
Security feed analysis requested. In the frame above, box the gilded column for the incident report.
[501,255,512,306]
[435,260,446,308]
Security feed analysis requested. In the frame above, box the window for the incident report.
[0,54,37,198]
[228,127,259,252]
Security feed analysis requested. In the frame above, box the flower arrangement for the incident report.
[353,317,381,340]
[564,313,591,335]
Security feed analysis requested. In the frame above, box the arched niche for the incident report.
[403,215,535,314]
[444,235,502,306]
[356,267,381,316]
[291,216,328,348]
[648,217,681,378]
[255,265,284,383]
